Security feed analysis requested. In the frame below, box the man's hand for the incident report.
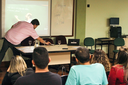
[45,41,51,45]
[37,37,51,45]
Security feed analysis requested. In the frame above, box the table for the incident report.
[15,45,80,65]
[95,38,115,58]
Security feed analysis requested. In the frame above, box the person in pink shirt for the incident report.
[0,19,50,65]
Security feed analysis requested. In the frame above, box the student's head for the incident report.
[9,55,27,76]
[32,47,49,69]
[117,47,128,66]
[31,19,40,29]
[75,47,90,63]
[91,49,106,63]
[91,49,111,72]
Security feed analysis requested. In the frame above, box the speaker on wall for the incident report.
[110,26,122,38]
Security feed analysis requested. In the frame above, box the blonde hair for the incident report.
[9,55,27,76]
[91,49,111,72]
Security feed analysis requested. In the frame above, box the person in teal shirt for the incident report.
[65,47,108,85]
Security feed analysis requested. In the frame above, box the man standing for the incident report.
[0,19,50,64]
[14,47,62,85]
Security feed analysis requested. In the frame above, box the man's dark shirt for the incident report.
[14,71,62,85]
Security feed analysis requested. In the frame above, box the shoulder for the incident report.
[14,75,31,85]
[91,63,105,70]
[70,65,80,71]
[8,72,20,77]
[19,21,32,26]
[92,63,104,67]
[15,73,34,83]
[112,64,124,70]
[25,68,34,75]
[49,72,61,78]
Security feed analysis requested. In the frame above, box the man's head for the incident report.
[32,47,49,69]
[31,19,40,29]
[75,47,90,63]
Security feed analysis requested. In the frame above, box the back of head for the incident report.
[32,47,49,69]
[92,49,106,63]
[91,49,111,72]
[9,55,27,76]
[75,47,90,63]
[117,47,128,66]
[117,46,128,82]
[31,19,40,25]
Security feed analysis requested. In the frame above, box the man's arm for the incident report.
[37,37,51,45]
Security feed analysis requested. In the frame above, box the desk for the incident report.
[15,45,80,65]
[95,38,115,58]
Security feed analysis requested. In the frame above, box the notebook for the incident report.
[68,39,80,46]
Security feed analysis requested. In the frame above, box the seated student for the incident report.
[14,47,62,85]
[2,55,34,85]
[91,49,111,77]
[108,47,128,85]
[65,47,108,85]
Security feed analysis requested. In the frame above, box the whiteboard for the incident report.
[51,0,74,36]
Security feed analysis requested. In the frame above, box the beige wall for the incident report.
[86,0,128,52]
[86,0,128,38]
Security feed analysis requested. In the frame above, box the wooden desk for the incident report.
[95,38,114,50]
[95,38,115,58]
[15,45,80,65]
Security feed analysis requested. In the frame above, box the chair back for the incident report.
[40,38,54,45]
[21,36,35,46]
[61,75,68,85]
[55,35,67,44]
[84,37,94,46]
[114,38,125,46]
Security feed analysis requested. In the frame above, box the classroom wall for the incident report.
[1,0,128,61]
[85,0,128,53]
[86,0,128,38]
[75,0,86,46]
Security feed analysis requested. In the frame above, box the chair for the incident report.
[55,35,67,44]
[84,37,95,54]
[61,75,68,85]
[112,38,125,65]
[21,36,35,46]
[40,38,54,45]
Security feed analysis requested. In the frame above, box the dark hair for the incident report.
[75,47,90,63]
[32,47,49,69]
[117,49,128,82]
[117,50,128,65]
[31,19,40,25]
